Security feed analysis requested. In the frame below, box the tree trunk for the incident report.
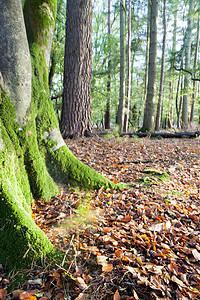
[60,0,92,138]
[105,0,111,130]
[155,0,166,131]
[117,0,126,131]
[124,0,131,132]
[182,0,194,128]
[190,11,200,124]
[142,0,158,132]
[143,0,151,109]
[0,0,115,270]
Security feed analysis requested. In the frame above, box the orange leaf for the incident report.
[115,249,123,258]
[0,289,7,300]
[113,290,120,300]
[75,293,88,300]
[19,292,35,300]
[102,264,113,272]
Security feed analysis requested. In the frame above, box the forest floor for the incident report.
[1,135,200,300]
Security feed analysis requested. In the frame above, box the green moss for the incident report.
[0,187,54,269]
[141,169,170,183]
[44,145,116,189]
[24,0,57,46]
[0,120,54,269]
[0,93,33,205]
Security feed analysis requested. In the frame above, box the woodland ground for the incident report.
[1,135,200,300]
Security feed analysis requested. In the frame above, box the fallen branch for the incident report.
[120,131,200,138]
[98,131,200,138]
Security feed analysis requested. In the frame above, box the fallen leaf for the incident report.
[27,278,42,286]
[76,277,88,290]
[102,264,113,272]
[148,220,171,232]
[97,255,108,266]
[12,290,24,299]
[192,249,200,260]
[171,275,187,288]
[75,293,88,300]
[113,289,120,300]
[0,289,7,300]
[132,289,139,299]
[145,264,164,275]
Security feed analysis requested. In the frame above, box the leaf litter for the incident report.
[1,136,200,300]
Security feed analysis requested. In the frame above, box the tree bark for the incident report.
[124,0,131,132]
[60,0,92,138]
[182,0,194,128]
[105,0,111,130]
[117,0,126,131]
[142,0,158,132]
[0,0,116,270]
[155,0,166,131]
[143,0,151,110]
[190,11,200,124]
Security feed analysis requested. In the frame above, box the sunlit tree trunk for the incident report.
[144,0,151,108]
[60,0,92,138]
[117,0,126,131]
[190,11,200,124]
[142,0,158,131]
[155,0,166,131]
[182,0,194,129]
[124,0,131,132]
[105,0,111,129]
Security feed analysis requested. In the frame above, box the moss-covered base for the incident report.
[0,125,54,269]
[0,188,54,269]
[0,0,121,271]
[45,144,117,189]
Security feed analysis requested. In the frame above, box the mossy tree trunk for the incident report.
[0,0,115,270]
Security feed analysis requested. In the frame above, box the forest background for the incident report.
[50,0,200,132]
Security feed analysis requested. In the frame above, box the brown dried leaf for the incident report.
[145,263,164,275]
[192,249,200,261]
[11,290,24,299]
[75,293,88,300]
[76,277,88,290]
[171,275,187,288]
[132,289,139,300]
[0,289,7,300]
[102,264,113,272]
[113,290,120,300]
[97,255,108,266]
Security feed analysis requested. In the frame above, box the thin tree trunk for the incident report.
[182,0,194,128]
[155,0,166,131]
[144,0,151,107]
[142,0,158,131]
[124,0,131,132]
[176,76,183,128]
[105,0,111,129]
[117,0,126,131]
[190,11,200,124]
